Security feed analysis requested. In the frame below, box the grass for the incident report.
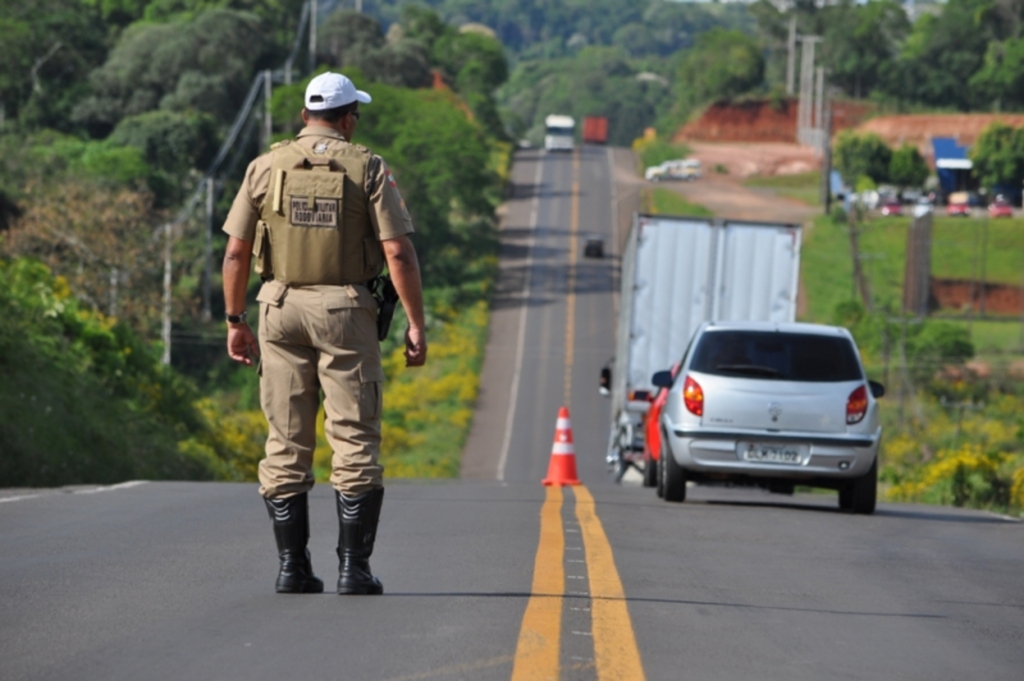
[930,216,1024,285]
[800,212,1024,354]
[646,187,714,217]
[744,171,822,207]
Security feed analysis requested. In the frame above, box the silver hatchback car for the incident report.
[654,322,883,514]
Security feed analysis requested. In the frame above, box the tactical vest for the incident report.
[254,139,384,286]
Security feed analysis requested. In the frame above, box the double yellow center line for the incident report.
[512,150,645,680]
[512,486,645,680]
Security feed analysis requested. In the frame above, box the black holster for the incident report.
[369,275,399,341]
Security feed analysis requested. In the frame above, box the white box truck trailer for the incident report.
[602,213,802,480]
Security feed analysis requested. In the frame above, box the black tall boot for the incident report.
[264,492,324,594]
[335,488,384,595]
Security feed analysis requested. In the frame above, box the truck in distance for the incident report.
[544,115,575,152]
[582,116,608,144]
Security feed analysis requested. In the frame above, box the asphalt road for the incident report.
[2,148,1023,681]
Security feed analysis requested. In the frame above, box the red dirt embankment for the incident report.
[856,114,1024,150]
[931,278,1023,315]
[675,99,872,144]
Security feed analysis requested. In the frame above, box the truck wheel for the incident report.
[661,430,687,503]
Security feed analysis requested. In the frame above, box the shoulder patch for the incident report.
[355,144,371,154]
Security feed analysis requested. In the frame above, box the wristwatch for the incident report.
[226,310,248,324]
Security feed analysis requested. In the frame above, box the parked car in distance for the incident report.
[946,202,971,217]
[988,198,1014,218]
[880,200,902,217]
[652,322,883,514]
[644,158,701,182]
[583,236,605,258]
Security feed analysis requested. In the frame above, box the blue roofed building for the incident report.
[931,137,975,199]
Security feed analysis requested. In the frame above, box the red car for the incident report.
[946,202,971,217]
[880,201,901,217]
[988,199,1014,218]
[641,363,679,491]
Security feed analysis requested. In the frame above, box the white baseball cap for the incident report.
[304,72,372,110]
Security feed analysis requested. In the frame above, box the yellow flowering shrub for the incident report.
[882,392,1024,514]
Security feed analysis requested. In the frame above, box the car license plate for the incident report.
[739,443,803,465]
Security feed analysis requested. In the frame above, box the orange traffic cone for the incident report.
[542,406,581,486]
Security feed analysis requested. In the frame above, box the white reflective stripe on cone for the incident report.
[551,443,575,455]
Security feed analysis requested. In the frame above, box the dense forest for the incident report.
[4,0,1024,487]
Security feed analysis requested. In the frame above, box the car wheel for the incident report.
[850,459,877,515]
[661,429,687,503]
[839,459,877,514]
[838,485,853,511]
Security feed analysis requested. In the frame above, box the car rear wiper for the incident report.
[714,364,780,377]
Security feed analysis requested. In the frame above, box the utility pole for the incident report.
[263,69,273,151]
[202,178,214,323]
[109,267,119,317]
[309,0,318,73]
[979,216,989,316]
[786,17,797,96]
[161,222,173,366]
[819,87,833,212]
[796,36,822,147]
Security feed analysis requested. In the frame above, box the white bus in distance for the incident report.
[544,115,575,152]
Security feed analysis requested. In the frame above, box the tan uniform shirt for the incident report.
[222,125,414,244]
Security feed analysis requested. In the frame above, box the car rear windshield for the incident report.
[690,330,863,382]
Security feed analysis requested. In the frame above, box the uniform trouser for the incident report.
[256,281,385,499]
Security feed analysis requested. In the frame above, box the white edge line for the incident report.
[608,146,620,318]
[0,480,149,503]
[0,494,43,504]
[73,480,149,495]
[496,156,543,482]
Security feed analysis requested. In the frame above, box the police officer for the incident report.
[221,72,427,595]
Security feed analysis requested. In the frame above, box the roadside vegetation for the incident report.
[743,172,822,207]
[800,212,1024,514]
[0,2,507,486]
[645,188,713,218]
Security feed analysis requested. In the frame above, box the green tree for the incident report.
[834,131,892,187]
[108,109,219,204]
[884,0,990,111]
[889,143,929,189]
[970,37,1024,110]
[821,0,910,100]
[74,9,272,137]
[675,28,764,115]
[969,122,1024,189]
[0,0,108,132]
[317,9,387,68]
[434,30,509,138]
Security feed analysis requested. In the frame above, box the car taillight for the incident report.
[683,376,704,416]
[846,385,868,424]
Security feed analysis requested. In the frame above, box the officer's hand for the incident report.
[404,326,427,367]
[227,323,260,366]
